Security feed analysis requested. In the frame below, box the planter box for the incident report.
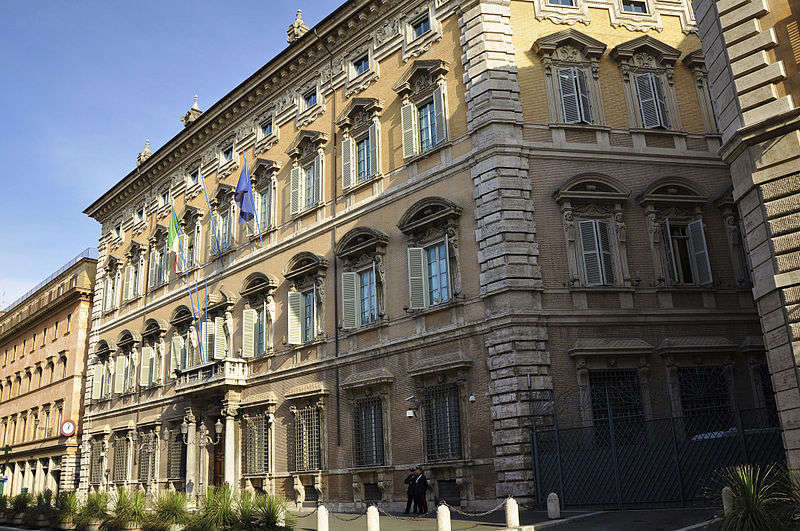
[58,520,77,530]
[86,520,103,531]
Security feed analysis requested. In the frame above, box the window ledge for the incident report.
[423,458,473,468]
[297,102,326,127]
[217,159,237,180]
[248,226,277,243]
[292,202,325,221]
[551,123,611,132]
[342,317,389,337]
[569,286,634,293]
[289,337,327,351]
[655,285,715,292]
[630,128,687,137]
[343,173,383,196]
[404,140,451,166]
[405,297,463,317]
[349,464,392,472]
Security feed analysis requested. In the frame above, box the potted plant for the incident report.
[104,488,146,531]
[10,492,32,526]
[146,491,188,531]
[55,490,81,530]
[28,490,55,528]
[193,487,236,530]
[718,464,788,530]
[255,494,295,530]
[0,495,8,524]
[78,491,109,531]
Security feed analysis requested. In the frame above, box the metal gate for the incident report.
[531,370,784,508]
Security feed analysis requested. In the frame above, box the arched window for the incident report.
[169,306,197,374]
[335,228,389,329]
[284,253,328,345]
[141,319,167,387]
[239,274,278,358]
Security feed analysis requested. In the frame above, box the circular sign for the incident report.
[60,420,76,437]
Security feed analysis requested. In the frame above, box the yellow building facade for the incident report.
[82,0,774,508]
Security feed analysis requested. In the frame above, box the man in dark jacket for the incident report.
[403,469,417,514]
[412,467,428,514]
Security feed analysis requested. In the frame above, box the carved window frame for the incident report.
[254,109,279,157]
[336,228,389,331]
[247,159,280,238]
[285,253,328,345]
[401,3,442,62]
[554,176,631,288]
[217,135,237,180]
[611,37,682,132]
[346,41,380,98]
[148,225,169,288]
[122,241,145,303]
[209,184,237,256]
[169,306,197,370]
[178,207,204,271]
[240,274,278,358]
[337,98,383,191]
[683,50,718,135]
[534,30,607,127]
[241,404,276,477]
[288,393,327,472]
[296,79,325,127]
[286,131,327,217]
[715,192,751,288]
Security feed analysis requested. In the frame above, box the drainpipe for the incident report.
[314,28,341,446]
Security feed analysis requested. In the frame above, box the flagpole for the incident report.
[198,170,225,266]
[239,151,263,246]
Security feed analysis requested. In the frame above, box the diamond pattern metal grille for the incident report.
[89,439,102,484]
[137,431,156,482]
[245,412,270,475]
[294,405,321,471]
[678,366,732,437]
[353,397,384,467]
[112,435,128,483]
[167,428,186,480]
[424,383,462,462]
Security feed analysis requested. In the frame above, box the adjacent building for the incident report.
[80,0,774,509]
[691,0,800,471]
[0,248,97,495]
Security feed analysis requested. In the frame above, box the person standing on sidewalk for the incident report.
[403,468,417,514]
[412,466,429,514]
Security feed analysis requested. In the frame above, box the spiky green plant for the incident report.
[190,486,236,530]
[104,487,147,529]
[55,490,80,521]
[145,490,188,529]
[11,492,32,514]
[255,494,294,529]
[79,491,110,525]
[719,464,788,530]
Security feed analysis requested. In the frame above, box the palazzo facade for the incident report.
[81,0,771,508]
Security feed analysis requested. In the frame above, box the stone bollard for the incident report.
[505,497,520,528]
[547,493,560,520]
[317,505,329,531]
[722,486,735,515]
[367,505,380,531]
[277,506,286,527]
[437,503,452,531]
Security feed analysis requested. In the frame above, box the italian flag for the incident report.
[168,208,181,272]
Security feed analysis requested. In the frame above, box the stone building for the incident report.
[80,0,771,509]
[691,0,800,470]
[0,249,97,495]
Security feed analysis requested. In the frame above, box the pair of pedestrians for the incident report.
[403,466,429,514]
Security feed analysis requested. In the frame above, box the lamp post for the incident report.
[130,430,159,491]
[178,416,222,498]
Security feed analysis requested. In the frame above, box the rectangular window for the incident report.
[412,15,430,38]
[548,0,574,5]
[259,186,272,229]
[678,366,732,437]
[303,290,315,343]
[304,90,317,109]
[424,383,462,461]
[303,163,318,208]
[557,67,593,124]
[260,120,272,138]
[353,397,384,466]
[663,219,711,286]
[294,404,321,471]
[54,320,58,338]
[622,0,648,12]
[589,369,645,445]
[41,327,46,346]
[160,189,170,207]
[359,268,377,325]
[245,411,270,475]
[136,206,145,223]
[222,146,233,162]
[418,100,436,152]
[353,55,369,76]
[90,440,103,484]
[138,432,156,483]
[578,220,615,286]
[167,428,187,480]
[634,72,669,129]
[66,313,71,332]
[114,224,122,239]
[189,169,199,186]
[113,436,129,483]
[426,242,450,305]
[255,303,266,357]
[356,135,372,182]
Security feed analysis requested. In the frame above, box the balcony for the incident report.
[174,357,248,394]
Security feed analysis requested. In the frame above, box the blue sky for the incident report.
[0,1,340,307]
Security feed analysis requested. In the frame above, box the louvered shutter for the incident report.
[242,309,256,358]
[290,166,301,214]
[687,219,712,285]
[653,75,670,129]
[636,73,660,129]
[204,320,214,362]
[575,68,593,124]
[558,68,581,124]
[140,346,153,386]
[170,336,183,376]
[91,365,102,399]
[342,136,354,190]
[148,250,157,287]
[138,256,146,294]
[314,153,324,206]
[596,221,615,285]
[114,357,126,393]
[125,265,134,300]
[407,248,429,310]
[368,121,379,177]
[341,272,359,329]
[579,220,603,286]
[194,225,202,265]
[214,317,226,359]
[433,84,447,144]
[287,291,303,345]
[662,220,677,283]
[401,102,418,158]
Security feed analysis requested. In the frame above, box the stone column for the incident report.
[223,405,237,487]
[34,459,43,493]
[185,410,197,497]
[46,457,55,492]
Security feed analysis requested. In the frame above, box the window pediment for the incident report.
[252,158,281,181]
[212,183,235,207]
[407,352,472,377]
[611,36,681,68]
[142,318,167,338]
[341,368,394,390]
[204,289,234,314]
[169,305,194,328]
[95,339,116,358]
[284,252,328,281]
[123,241,143,261]
[240,272,279,298]
[335,227,389,262]
[554,174,629,204]
[398,197,462,238]
[637,178,707,208]
[336,98,383,132]
[102,255,120,272]
[286,130,328,161]
[180,205,201,224]
[116,330,142,347]
[657,336,736,355]
[393,59,448,99]
[149,224,168,244]
[534,29,606,61]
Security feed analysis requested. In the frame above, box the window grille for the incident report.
[244,412,270,475]
[364,483,382,500]
[138,432,156,482]
[112,435,129,483]
[89,439,103,484]
[678,366,732,437]
[167,429,187,480]
[424,383,462,462]
[293,404,321,471]
[353,397,384,466]
[588,369,645,446]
